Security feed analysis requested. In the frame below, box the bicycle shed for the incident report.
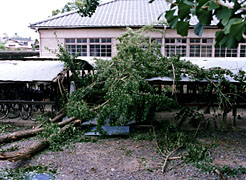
[0,60,65,120]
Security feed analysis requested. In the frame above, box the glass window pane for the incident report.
[65,38,75,43]
[77,38,87,43]
[190,38,200,43]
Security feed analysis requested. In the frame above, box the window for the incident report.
[165,38,187,57]
[215,46,237,57]
[190,38,213,57]
[151,38,162,44]
[65,38,87,56]
[65,38,112,57]
[240,45,246,57]
[90,38,111,57]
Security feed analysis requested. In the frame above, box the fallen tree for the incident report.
[0,140,49,161]
[1,27,246,180]
[0,115,78,161]
[0,115,76,144]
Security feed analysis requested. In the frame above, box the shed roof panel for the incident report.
[0,61,64,82]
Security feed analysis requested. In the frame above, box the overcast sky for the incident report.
[0,0,72,40]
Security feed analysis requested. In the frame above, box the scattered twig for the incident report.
[152,125,166,157]
[91,99,109,111]
[152,125,183,174]
[215,169,227,180]
[192,122,201,141]
[162,146,182,174]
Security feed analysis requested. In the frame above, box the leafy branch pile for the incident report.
[58,27,246,130]
[152,120,246,179]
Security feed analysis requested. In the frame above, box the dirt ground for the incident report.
[0,117,246,180]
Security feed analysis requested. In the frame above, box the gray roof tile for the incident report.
[30,0,168,29]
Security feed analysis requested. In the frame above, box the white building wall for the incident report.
[38,28,217,57]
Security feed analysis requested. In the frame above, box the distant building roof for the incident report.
[30,0,169,29]
[11,37,32,42]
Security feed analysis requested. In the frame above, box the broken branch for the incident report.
[0,140,49,161]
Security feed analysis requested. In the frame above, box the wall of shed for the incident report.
[38,28,217,57]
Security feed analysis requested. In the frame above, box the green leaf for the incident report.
[176,21,189,36]
[165,10,176,21]
[208,0,220,11]
[216,7,231,26]
[197,0,209,9]
[215,31,225,46]
[197,9,212,25]
[165,10,179,28]
[178,2,192,20]
[194,22,204,36]
[169,17,179,28]
[216,33,237,48]
[224,18,243,34]
[183,0,194,6]
[230,22,245,41]
[190,8,196,16]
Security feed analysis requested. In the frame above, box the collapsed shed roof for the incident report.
[147,58,246,83]
[0,61,64,82]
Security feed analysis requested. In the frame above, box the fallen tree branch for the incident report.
[91,100,109,111]
[58,117,76,126]
[0,128,44,144]
[50,112,66,123]
[0,117,76,144]
[0,118,80,162]
[0,140,49,162]
[215,169,227,180]
[162,146,182,174]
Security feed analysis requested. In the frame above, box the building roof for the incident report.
[30,0,169,29]
[147,58,246,83]
[0,61,64,82]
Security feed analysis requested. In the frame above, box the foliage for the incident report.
[60,27,184,126]
[0,124,17,134]
[52,1,78,16]
[0,42,6,50]
[0,165,56,180]
[175,107,207,128]
[52,0,99,17]
[163,0,246,48]
[57,26,246,129]
[153,121,246,178]
[36,115,97,151]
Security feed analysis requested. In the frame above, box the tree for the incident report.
[63,27,179,126]
[163,0,246,48]
[52,0,99,16]
[52,2,78,16]
[58,26,246,130]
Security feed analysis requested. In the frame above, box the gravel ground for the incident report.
[0,128,246,180]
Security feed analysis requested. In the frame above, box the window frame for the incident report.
[65,38,112,57]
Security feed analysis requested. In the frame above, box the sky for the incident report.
[0,0,71,40]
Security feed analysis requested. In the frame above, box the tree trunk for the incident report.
[0,128,44,144]
[0,116,79,161]
[0,140,49,161]
[0,117,76,144]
